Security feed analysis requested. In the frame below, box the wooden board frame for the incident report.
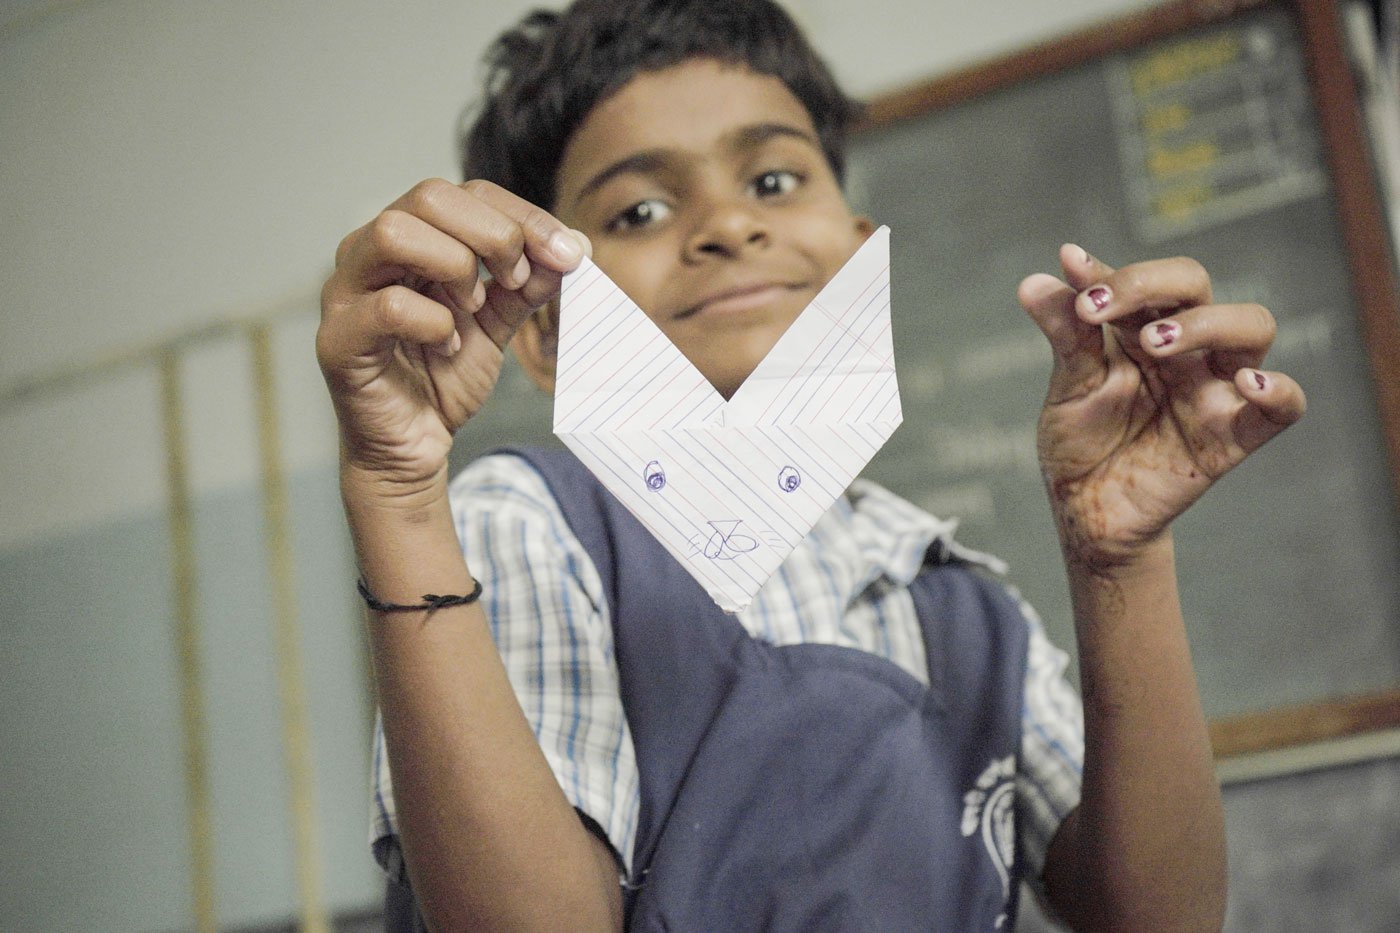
[854,0,1400,761]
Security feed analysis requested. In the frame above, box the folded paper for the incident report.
[554,226,900,611]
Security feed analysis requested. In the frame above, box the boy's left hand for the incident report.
[1017,245,1306,571]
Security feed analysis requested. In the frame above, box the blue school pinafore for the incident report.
[386,446,1028,931]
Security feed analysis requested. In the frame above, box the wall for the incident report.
[5,0,1391,930]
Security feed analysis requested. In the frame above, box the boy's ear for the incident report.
[511,301,559,394]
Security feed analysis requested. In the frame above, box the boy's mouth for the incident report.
[678,281,807,320]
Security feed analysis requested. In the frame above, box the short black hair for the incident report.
[460,0,861,211]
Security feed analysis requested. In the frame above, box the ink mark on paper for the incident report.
[643,460,666,491]
[701,520,758,560]
[777,466,801,492]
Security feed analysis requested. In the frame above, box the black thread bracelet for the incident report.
[356,576,483,612]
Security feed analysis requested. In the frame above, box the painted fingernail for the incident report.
[1147,321,1179,349]
[549,230,583,264]
[1086,286,1112,311]
[1251,370,1268,391]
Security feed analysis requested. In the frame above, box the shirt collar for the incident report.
[839,479,1009,587]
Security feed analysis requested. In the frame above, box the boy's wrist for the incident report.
[339,460,476,602]
[340,458,452,519]
[1057,525,1175,584]
[1061,532,1177,617]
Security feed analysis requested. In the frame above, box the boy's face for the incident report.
[551,58,872,399]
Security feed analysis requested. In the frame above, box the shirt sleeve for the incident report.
[369,453,641,881]
[1013,593,1085,901]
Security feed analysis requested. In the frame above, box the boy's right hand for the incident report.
[317,179,587,495]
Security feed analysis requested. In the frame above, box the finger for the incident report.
[460,179,588,272]
[338,209,480,294]
[465,228,589,348]
[473,282,535,349]
[387,179,584,288]
[334,223,365,268]
[1231,368,1306,454]
[1059,242,1117,292]
[387,179,586,326]
[320,285,458,367]
[476,261,575,349]
[418,277,484,347]
[1139,302,1276,374]
[381,179,527,288]
[1017,271,1107,402]
[1069,254,1213,333]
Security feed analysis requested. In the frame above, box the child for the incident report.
[316,0,1305,928]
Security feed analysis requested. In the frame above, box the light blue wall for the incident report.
[0,468,376,930]
[1,503,192,930]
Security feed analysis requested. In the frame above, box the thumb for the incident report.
[1059,243,1117,291]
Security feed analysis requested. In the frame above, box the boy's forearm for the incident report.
[1044,534,1227,931]
[344,469,622,932]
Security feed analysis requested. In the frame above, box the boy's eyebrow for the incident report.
[570,122,820,208]
[572,151,672,207]
[728,122,818,153]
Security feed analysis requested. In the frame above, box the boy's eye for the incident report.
[750,170,802,197]
[609,198,672,232]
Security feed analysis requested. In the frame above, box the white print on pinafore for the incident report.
[961,754,1017,929]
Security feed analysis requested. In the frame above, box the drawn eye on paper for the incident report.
[643,460,667,491]
[702,520,759,560]
[777,466,801,492]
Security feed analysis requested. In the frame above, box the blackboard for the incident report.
[450,0,1400,752]
[841,0,1400,740]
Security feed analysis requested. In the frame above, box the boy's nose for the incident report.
[684,201,770,261]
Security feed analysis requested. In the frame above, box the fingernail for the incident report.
[1147,321,1179,349]
[434,332,460,358]
[1022,273,1062,300]
[1086,285,1112,311]
[472,279,487,309]
[510,253,531,287]
[549,230,583,264]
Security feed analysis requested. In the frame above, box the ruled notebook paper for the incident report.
[554,226,901,611]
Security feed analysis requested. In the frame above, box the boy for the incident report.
[316,0,1304,929]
